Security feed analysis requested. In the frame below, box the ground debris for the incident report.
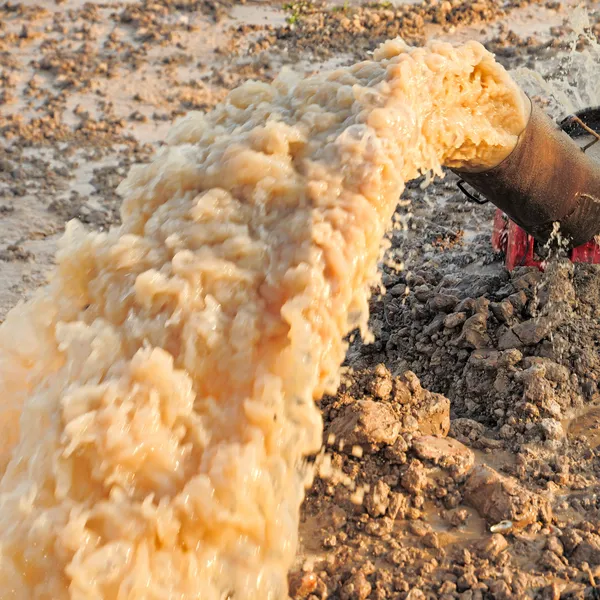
[464,464,552,526]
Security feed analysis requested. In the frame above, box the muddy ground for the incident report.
[2,0,600,598]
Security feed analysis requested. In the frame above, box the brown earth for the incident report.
[2,0,600,598]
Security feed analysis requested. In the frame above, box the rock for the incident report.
[450,418,486,443]
[429,293,459,312]
[546,536,564,557]
[412,436,475,476]
[511,316,556,346]
[329,400,400,454]
[330,506,347,529]
[490,299,514,323]
[340,572,371,600]
[401,371,422,394]
[472,533,508,560]
[365,480,391,518]
[455,297,475,313]
[457,313,490,349]
[478,437,504,450]
[384,436,409,463]
[464,465,552,525]
[488,580,512,599]
[408,520,432,537]
[387,492,409,520]
[539,583,561,600]
[569,533,600,566]
[390,283,407,296]
[401,460,428,494]
[394,372,450,436]
[0,159,14,172]
[444,311,467,329]
[497,328,523,350]
[508,290,528,312]
[512,268,543,290]
[369,364,393,400]
[423,313,446,337]
[539,418,565,440]
[517,365,564,418]
[521,357,570,384]
[473,297,490,313]
[450,508,469,527]
[561,529,583,555]
[423,531,440,548]
[414,284,432,302]
[289,572,319,598]
[412,393,450,436]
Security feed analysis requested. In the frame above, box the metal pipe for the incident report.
[451,103,600,248]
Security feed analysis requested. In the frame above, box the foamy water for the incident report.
[0,39,527,598]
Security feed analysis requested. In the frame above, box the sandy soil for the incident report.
[2,0,600,598]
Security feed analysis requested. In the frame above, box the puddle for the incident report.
[419,502,488,547]
[564,405,600,448]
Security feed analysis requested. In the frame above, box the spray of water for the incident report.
[513,6,600,119]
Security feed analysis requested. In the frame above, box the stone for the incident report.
[472,533,508,560]
[401,460,428,494]
[488,580,512,599]
[329,400,400,454]
[412,435,475,476]
[511,316,555,346]
[507,290,528,312]
[289,572,319,599]
[412,394,450,437]
[340,572,371,600]
[365,480,391,518]
[408,520,432,537]
[444,311,467,329]
[458,313,490,349]
[497,328,523,350]
[390,283,407,297]
[369,365,393,400]
[455,297,475,313]
[490,299,514,323]
[414,284,432,303]
[569,533,600,566]
[394,372,451,437]
[429,293,459,312]
[539,418,565,441]
[387,492,409,520]
[464,465,552,525]
[546,536,564,557]
[512,268,542,290]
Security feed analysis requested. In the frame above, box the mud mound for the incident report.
[293,260,600,599]
[360,259,600,435]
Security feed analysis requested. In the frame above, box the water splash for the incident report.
[513,6,600,119]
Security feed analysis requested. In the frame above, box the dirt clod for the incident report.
[464,464,552,525]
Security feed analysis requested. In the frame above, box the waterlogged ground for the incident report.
[2,0,600,598]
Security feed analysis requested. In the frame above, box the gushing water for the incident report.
[0,39,527,599]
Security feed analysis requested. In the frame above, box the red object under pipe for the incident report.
[492,208,600,271]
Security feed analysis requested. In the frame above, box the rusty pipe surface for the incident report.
[451,103,600,248]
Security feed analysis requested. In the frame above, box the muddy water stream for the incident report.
[0,38,531,599]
